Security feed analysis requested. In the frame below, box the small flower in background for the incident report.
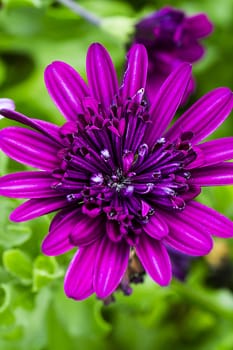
[0,43,232,301]
[133,6,213,103]
[0,99,15,118]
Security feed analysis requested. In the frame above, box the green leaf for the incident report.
[0,198,32,248]
[3,249,33,285]
[32,255,63,292]
[0,284,11,313]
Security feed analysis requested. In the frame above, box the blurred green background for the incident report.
[0,0,233,349]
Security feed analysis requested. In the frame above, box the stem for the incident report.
[56,0,101,26]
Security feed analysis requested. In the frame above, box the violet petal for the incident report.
[42,208,82,256]
[86,43,118,110]
[93,236,130,298]
[64,242,100,300]
[143,213,169,239]
[136,234,172,286]
[162,211,213,256]
[146,63,192,147]
[165,88,233,143]
[0,127,60,170]
[184,14,214,38]
[198,137,233,167]
[10,197,68,222]
[0,109,62,144]
[120,44,148,99]
[45,61,90,121]
[178,201,233,238]
[177,41,205,62]
[0,171,60,198]
[69,215,105,246]
[190,163,233,186]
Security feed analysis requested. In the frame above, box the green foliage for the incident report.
[0,0,232,349]
[3,249,33,284]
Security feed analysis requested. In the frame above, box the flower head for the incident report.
[134,6,213,103]
[0,43,232,300]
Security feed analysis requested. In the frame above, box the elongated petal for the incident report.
[93,236,130,298]
[190,163,233,186]
[64,242,100,300]
[0,127,60,170]
[179,201,233,238]
[143,213,169,239]
[185,14,214,38]
[69,215,104,246]
[45,61,90,121]
[145,63,192,147]
[198,137,233,167]
[166,88,233,143]
[120,44,148,99]
[42,208,82,255]
[86,43,118,110]
[10,197,68,222]
[178,42,205,62]
[0,171,59,198]
[136,234,172,286]
[0,109,62,144]
[162,211,213,256]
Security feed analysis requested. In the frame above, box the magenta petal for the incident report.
[178,42,205,62]
[190,163,233,186]
[162,211,213,256]
[198,137,233,167]
[42,208,82,256]
[64,242,100,300]
[0,171,59,198]
[145,63,192,147]
[93,236,130,298]
[120,44,148,99]
[143,213,169,239]
[185,14,214,38]
[179,201,233,238]
[69,215,104,246]
[0,109,62,144]
[86,43,118,110]
[10,197,68,222]
[0,127,60,170]
[136,234,172,286]
[166,88,233,143]
[45,61,90,121]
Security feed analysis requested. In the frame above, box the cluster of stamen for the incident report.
[52,93,197,243]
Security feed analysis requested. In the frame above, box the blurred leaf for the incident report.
[2,0,53,8]
[101,16,136,44]
[0,198,32,248]
[0,284,11,312]
[32,255,63,292]
[3,249,32,284]
[1,6,45,35]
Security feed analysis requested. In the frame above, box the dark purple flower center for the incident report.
[52,93,197,244]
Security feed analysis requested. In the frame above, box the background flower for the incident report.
[133,6,213,103]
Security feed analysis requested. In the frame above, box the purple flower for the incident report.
[134,6,213,103]
[0,43,232,301]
